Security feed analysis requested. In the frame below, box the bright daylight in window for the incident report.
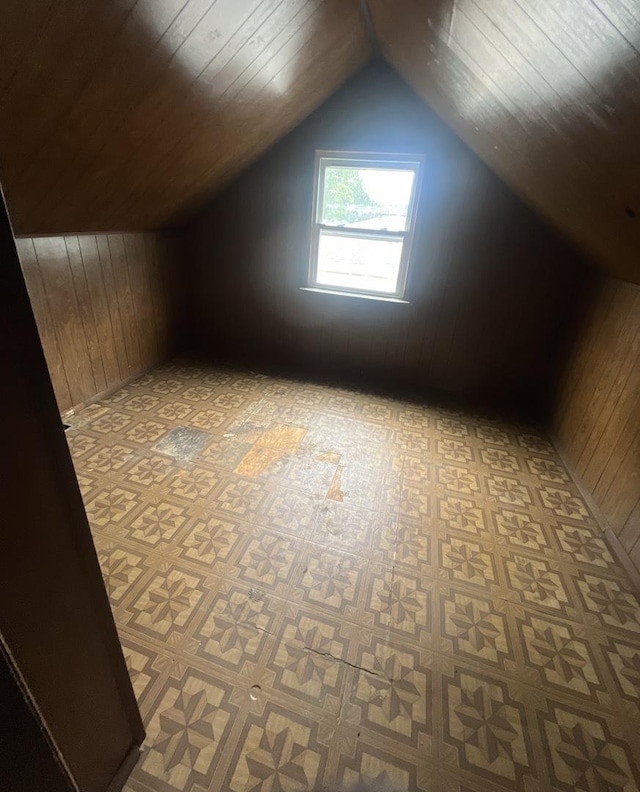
[308,152,422,299]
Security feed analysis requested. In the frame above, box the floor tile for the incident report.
[65,360,640,791]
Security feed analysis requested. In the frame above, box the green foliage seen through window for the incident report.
[322,167,380,224]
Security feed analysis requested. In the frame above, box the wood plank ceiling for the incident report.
[367,0,640,284]
[0,0,370,234]
[1,0,639,284]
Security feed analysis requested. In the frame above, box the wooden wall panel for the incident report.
[0,0,370,234]
[1,190,144,792]
[15,231,183,414]
[554,277,640,578]
[186,63,587,418]
[367,0,640,285]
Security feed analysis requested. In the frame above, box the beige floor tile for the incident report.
[66,360,640,791]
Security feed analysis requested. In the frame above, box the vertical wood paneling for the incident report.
[18,231,182,413]
[554,277,640,577]
[96,233,129,382]
[107,233,141,377]
[65,235,107,395]
[145,234,165,359]
[14,237,73,410]
[78,234,120,388]
[33,235,96,408]
[186,63,586,417]
[127,233,156,366]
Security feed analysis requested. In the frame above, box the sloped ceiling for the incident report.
[1,1,639,284]
[0,0,370,234]
[367,0,640,284]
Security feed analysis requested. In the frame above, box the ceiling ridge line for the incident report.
[359,0,381,55]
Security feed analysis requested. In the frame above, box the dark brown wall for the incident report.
[0,640,74,792]
[1,190,143,791]
[554,276,640,578]
[16,232,183,414]
[186,62,587,417]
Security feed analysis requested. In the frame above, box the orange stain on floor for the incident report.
[234,423,307,477]
[326,465,346,502]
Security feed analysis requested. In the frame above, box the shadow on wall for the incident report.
[0,0,364,233]
[546,269,603,420]
[185,61,591,421]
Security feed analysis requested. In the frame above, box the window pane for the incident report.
[315,230,403,294]
[321,165,416,231]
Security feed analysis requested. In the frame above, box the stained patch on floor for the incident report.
[234,423,307,477]
[327,465,346,502]
[153,426,212,461]
[66,360,640,792]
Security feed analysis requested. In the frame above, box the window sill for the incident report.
[300,287,410,304]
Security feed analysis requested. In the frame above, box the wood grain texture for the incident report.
[0,190,144,792]
[0,0,370,234]
[554,277,640,575]
[367,0,640,284]
[16,232,183,413]
[3,0,639,288]
[186,62,587,417]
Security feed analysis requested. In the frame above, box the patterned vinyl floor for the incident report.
[65,360,640,792]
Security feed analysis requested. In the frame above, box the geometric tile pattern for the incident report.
[443,667,532,785]
[517,613,604,698]
[540,703,640,792]
[63,360,640,792]
[440,588,513,669]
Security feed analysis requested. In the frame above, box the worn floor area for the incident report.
[66,361,640,792]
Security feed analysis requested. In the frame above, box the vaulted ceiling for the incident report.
[368,0,640,284]
[0,0,370,234]
[1,0,639,283]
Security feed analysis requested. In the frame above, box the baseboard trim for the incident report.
[602,525,640,591]
[106,743,142,792]
[551,433,640,592]
[62,365,157,419]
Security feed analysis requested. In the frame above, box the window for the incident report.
[307,151,422,300]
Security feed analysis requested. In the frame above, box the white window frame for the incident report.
[307,151,423,300]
